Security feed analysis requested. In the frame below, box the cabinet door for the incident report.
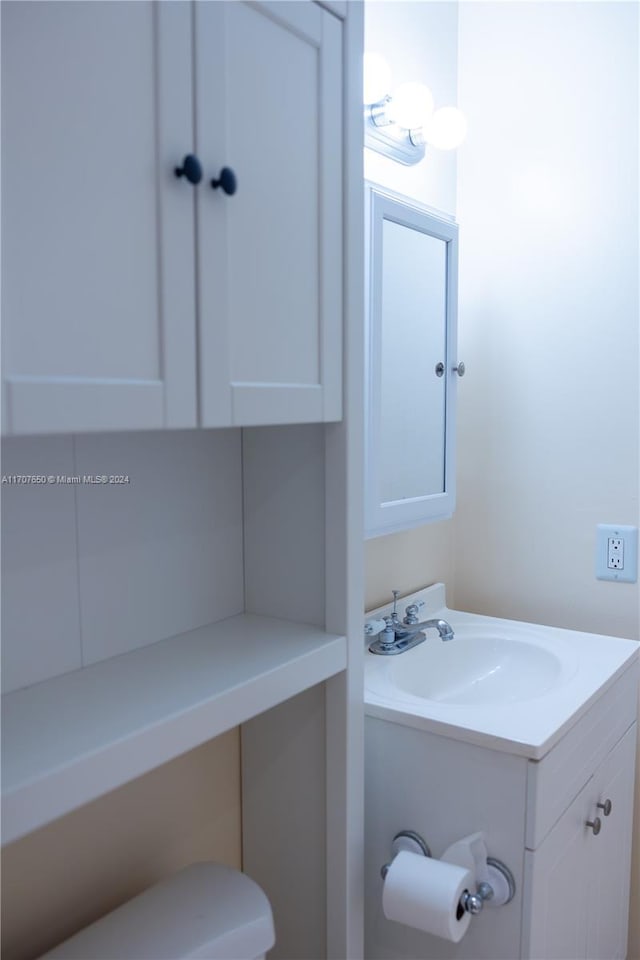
[1,1,196,434]
[195,1,342,426]
[523,777,594,960]
[586,724,636,960]
[524,723,638,960]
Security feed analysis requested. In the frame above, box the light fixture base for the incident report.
[364,105,426,166]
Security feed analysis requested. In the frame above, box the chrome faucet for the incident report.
[365,592,455,655]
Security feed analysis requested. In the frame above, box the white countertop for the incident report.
[364,584,639,759]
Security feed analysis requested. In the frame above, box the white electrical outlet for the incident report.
[607,538,624,569]
[596,524,638,582]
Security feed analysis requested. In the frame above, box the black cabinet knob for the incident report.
[174,154,203,185]
[211,167,237,196]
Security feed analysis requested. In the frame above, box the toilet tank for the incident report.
[40,862,275,960]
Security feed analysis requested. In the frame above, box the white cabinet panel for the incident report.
[75,431,244,665]
[1,438,82,691]
[364,717,527,960]
[1,1,196,434]
[195,1,342,427]
[242,425,326,626]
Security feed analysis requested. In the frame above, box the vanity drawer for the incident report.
[525,661,639,849]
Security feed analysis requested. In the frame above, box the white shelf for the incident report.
[1,614,346,845]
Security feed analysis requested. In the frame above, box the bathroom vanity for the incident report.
[364,584,639,960]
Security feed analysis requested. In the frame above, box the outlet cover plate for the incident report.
[596,524,638,583]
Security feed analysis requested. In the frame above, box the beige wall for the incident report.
[365,520,455,612]
[1,730,241,960]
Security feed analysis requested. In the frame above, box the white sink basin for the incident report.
[390,629,565,705]
[364,583,639,759]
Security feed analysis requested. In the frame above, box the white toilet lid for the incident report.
[41,862,275,959]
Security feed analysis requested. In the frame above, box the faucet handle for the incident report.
[385,590,403,625]
[364,618,387,636]
[404,601,425,625]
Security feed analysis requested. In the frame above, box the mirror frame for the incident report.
[365,183,459,538]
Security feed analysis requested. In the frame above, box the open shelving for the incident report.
[2,614,346,845]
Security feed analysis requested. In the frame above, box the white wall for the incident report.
[455,3,640,954]
[364,0,459,610]
[456,0,639,634]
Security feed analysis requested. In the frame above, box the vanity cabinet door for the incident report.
[194,1,342,427]
[585,724,636,960]
[1,1,197,435]
[523,777,593,960]
[523,723,637,960]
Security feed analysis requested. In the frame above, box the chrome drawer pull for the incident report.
[597,799,612,816]
[586,817,602,836]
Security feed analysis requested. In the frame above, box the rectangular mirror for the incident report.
[365,185,459,538]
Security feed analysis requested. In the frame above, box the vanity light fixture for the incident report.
[364,53,467,166]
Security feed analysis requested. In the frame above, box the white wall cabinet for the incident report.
[1,0,342,435]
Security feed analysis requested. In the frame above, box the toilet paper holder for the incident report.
[381,830,516,917]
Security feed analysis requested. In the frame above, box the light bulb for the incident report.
[423,107,468,150]
[386,82,434,130]
[363,53,391,105]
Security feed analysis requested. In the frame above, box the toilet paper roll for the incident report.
[382,850,473,943]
